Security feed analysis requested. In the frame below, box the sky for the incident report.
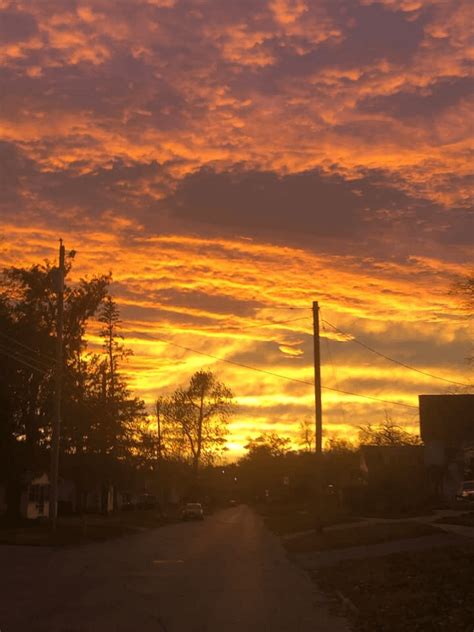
[1,0,473,455]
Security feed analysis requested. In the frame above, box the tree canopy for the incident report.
[0,255,148,515]
[358,419,421,447]
[159,370,235,474]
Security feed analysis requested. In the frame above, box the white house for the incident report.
[20,473,76,519]
[22,473,50,520]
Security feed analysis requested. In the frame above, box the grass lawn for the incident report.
[435,511,474,527]
[258,500,355,535]
[0,509,168,546]
[313,543,474,631]
[283,521,441,553]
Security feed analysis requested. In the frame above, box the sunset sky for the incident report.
[1,0,472,455]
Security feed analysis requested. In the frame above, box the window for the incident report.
[28,485,40,502]
[28,484,49,503]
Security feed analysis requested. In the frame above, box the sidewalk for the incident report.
[282,508,472,542]
[287,509,474,568]
[292,532,464,569]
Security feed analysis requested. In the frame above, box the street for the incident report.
[0,505,348,632]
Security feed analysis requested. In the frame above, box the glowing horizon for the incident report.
[1,226,471,456]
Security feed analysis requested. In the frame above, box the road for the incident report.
[0,505,348,632]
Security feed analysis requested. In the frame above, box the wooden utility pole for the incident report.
[313,301,324,533]
[50,239,65,531]
[156,398,162,464]
[156,398,165,508]
[312,301,323,454]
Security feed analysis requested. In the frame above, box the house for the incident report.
[20,473,77,520]
[21,473,50,520]
[419,394,474,501]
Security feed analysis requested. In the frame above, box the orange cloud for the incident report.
[1,0,472,455]
[1,222,471,455]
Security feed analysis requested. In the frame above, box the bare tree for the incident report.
[298,418,314,452]
[161,370,235,475]
[358,417,421,447]
[325,437,356,453]
[452,272,474,365]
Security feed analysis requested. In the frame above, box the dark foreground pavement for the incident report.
[0,505,348,632]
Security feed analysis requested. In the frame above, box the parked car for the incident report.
[181,502,204,520]
[456,480,474,502]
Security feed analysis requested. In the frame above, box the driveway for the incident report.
[0,505,348,632]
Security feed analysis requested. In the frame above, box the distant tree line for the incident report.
[5,251,465,519]
[0,252,152,516]
[230,418,425,517]
[0,251,237,518]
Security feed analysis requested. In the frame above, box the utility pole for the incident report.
[50,239,65,532]
[156,398,162,464]
[312,301,323,454]
[156,398,165,509]
[313,301,324,533]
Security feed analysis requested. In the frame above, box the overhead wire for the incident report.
[0,332,118,414]
[321,318,471,388]
[0,339,113,422]
[0,344,51,375]
[320,316,349,425]
[5,305,455,412]
[132,328,418,409]
[0,330,56,369]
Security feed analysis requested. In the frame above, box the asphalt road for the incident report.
[0,505,348,632]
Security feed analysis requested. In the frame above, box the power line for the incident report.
[0,316,426,410]
[259,306,312,310]
[133,329,418,409]
[0,322,418,409]
[0,341,52,372]
[0,345,50,375]
[0,336,105,398]
[321,318,349,425]
[321,319,471,388]
[321,319,338,385]
[0,330,56,368]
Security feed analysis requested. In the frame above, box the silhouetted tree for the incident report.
[160,370,235,475]
[238,432,293,500]
[452,272,474,365]
[0,254,109,516]
[298,419,314,452]
[325,437,356,453]
[358,418,421,446]
[97,296,139,458]
[244,432,292,458]
[323,437,359,492]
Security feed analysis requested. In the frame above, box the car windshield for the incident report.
[462,482,474,491]
[186,503,202,509]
